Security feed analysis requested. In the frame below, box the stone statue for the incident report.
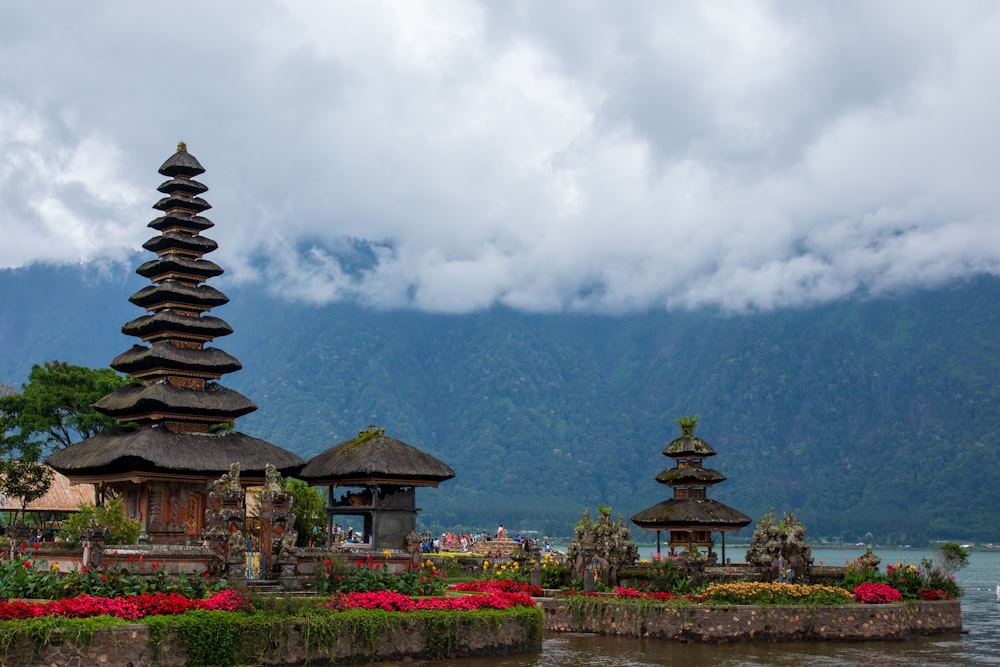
[746,509,814,583]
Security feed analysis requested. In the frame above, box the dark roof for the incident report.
[157,177,208,197]
[153,194,212,214]
[663,434,717,458]
[148,213,214,233]
[129,281,228,310]
[300,428,455,487]
[122,310,233,340]
[111,344,242,376]
[46,427,304,482]
[136,256,224,281]
[655,466,727,485]
[631,498,751,531]
[142,232,218,256]
[93,381,256,419]
[159,145,205,178]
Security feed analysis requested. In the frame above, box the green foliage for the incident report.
[936,542,970,575]
[840,557,886,590]
[0,615,128,660]
[641,557,694,593]
[11,361,130,452]
[58,496,142,545]
[0,460,54,524]
[316,553,447,596]
[285,478,327,547]
[0,549,221,600]
[5,268,1000,543]
[0,552,67,599]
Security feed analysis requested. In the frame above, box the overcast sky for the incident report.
[2,1,998,314]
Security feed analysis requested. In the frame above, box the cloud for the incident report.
[1,1,998,313]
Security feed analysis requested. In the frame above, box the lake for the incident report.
[416,547,1000,667]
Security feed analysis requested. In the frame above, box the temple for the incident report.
[46,144,304,544]
[300,426,455,550]
[631,417,750,562]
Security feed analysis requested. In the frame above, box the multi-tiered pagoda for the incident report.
[48,144,304,544]
[631,417,750,561]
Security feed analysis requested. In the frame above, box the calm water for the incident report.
[403,548,1000,667]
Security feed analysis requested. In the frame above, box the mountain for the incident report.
[2,263,998,545]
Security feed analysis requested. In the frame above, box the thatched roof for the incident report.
[129,281,228,310]
[159,144,205,177]
[141,232,219,256]
[110,344,241,376]
[94,381,256,418]
[157,176,207,197]
[0,467,94,513]
[148,213,214,233]
[663,434,717,458]
[136,256,224,281]
[655,466,727,485]
[46,427,304,483]
[299,427,455,487]
[631,498,751,532]
[153,193,212,214]
[122,310,233,340]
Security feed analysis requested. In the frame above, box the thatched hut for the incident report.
[299,426,455,550]
[631,418,750,562]
[47,144,304,544]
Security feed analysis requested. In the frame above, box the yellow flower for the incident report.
[383,550,391,559]
[50,563,60,571]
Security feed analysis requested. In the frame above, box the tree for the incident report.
[0,383,31,459]
[286,478,328,547]
[936,542,970,575]
[0,459,54,526]
[58,496,141,545]
[13,361,130,452]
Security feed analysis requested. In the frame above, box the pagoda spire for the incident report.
[92,143,255,433]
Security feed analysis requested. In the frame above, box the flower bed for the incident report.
[450,579,543,596]
[0,589,245,621]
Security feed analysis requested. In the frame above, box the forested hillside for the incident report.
[2,264,998,544]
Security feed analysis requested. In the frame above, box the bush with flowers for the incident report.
[316,553,446,596]
[700,582,853,606]
[0,548,220,601]
[853,582,903,604]
[538,552,570,589]
[450,579,543,596]
[480,558,530,584]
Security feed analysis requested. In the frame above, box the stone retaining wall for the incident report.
[539,598,962,641]
[0,612,543,667]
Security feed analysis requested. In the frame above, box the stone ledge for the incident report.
[539,598,962,641]
[0,610,544,667]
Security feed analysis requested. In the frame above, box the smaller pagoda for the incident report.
[631,417,750,562]
[299,426,455,550]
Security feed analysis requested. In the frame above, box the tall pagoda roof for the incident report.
[300,426,455,487]
[47,143,304,483]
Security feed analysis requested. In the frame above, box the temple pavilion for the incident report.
[631,417,751,562]
[299,426,455,550]
[47,144,304,544]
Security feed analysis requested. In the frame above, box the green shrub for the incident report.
[58,496,141,545]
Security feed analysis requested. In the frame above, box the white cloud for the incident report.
[0,0,997,313]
